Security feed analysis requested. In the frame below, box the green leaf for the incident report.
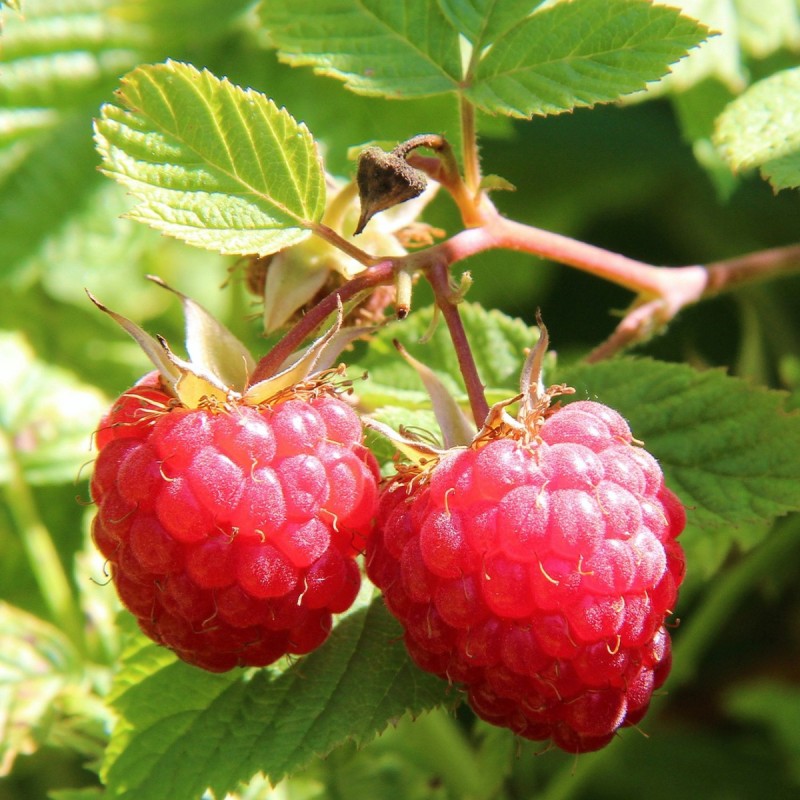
[437,0,544,51]
[466,0,710,117]
[714,67,800,191]
[0,602,80,775]
[634,0,745,98]
[260,0,463,98]
[560,358,800,578]
[102,600,450,799]
[94,60,326,257]
[0,332,108,486]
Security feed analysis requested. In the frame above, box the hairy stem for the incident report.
[427,260,490,425]
[310,221,382,267]
[250,260,396,384]
[460,95,481,195]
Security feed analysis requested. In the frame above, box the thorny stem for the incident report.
[427,259,491,425]
[423,215,800,359]
[250,260,396,384]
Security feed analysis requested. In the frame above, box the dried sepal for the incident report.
[243,301,346,405]
[392,340,476,449]
[148,276,255,391]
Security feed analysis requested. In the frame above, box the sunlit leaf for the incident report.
[466,0,710,117]
[260,0,463,98]
[437,0,544,51]
[714,66,800,191]
[95,60,326,257]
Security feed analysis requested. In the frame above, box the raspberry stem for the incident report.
[250,260,396,384]
[427,259,490,425]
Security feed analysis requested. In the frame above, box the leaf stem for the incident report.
[1,430,85,654]
[250,260,396,384]
[427,260,490,425]
[310,221,382,266]
[460,96,481,195]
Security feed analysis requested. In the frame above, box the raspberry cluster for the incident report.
[92,373,379,671]
[366,400,685,752]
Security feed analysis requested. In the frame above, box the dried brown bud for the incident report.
[354,146,427,235]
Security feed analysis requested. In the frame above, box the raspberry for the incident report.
[367,398,685,753]
[92,372,379,672]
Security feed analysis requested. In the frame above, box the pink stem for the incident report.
[427,260,490,425]
[250,260,395,384]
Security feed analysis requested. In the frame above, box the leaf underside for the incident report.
[714,66,800,191]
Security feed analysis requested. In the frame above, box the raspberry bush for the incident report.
[4,1,800,799]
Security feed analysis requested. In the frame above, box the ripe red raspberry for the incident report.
[366,399,685,753]
[92,371,379,672]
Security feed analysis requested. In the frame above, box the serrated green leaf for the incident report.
[0,601,80,775]
[102,600,450,799]
[94,60,326,257]
[714,66,800,191]
[260,0,463,98]
[636,0,745,98]
[466,0,710,117]
[0,331,108,485]
[560,358,800,578]
[437,0,545,51]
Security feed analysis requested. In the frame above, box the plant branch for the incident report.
[459,95,481,196]
[250,260,396,384]
[422,217,800,359]
[426,259,490,425]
